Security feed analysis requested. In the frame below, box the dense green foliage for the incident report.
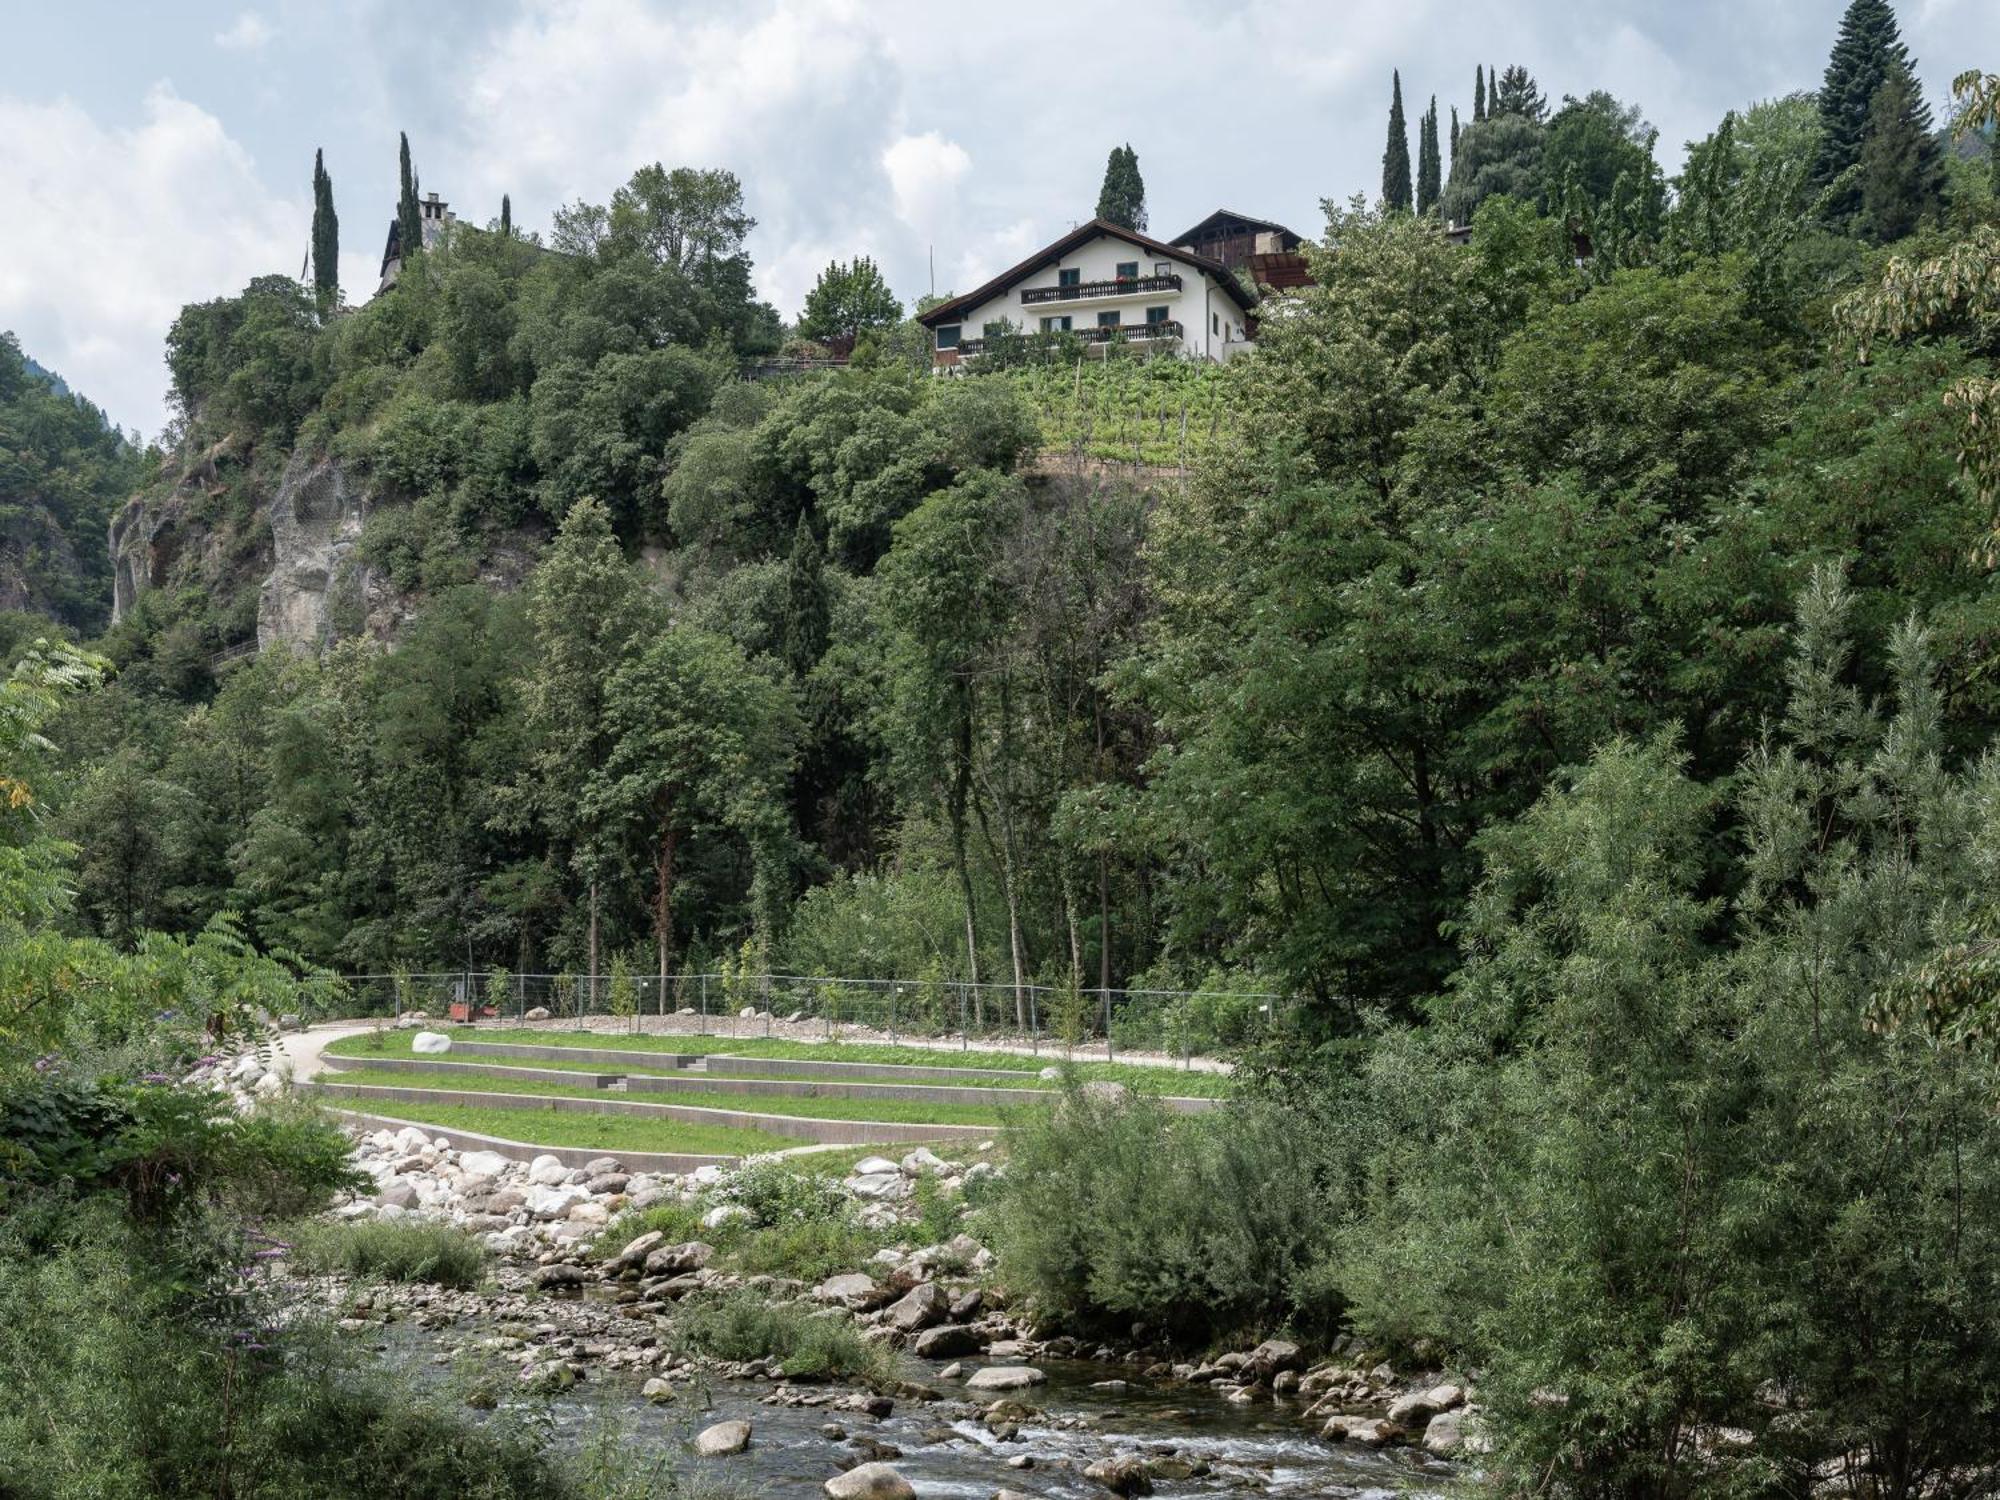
[1094,144,1146,232]
[0,333,144,631]
[286,1216,489,1288]
[1381,71,1413,212]
[795,256,901,347]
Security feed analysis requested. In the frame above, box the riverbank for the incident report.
[307,1118,1487,1497]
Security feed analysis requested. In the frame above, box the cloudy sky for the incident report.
[1,0,1990,439]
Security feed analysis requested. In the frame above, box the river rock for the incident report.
[606,1229,665,1271]
[886,1282,949,1332]
[643,1241,714,1275]
[1084,1455,1154,1495]
[1330,1416,1400,1447]
[824,1463,914,1500]
[459,1149,512,1179]
[965,1366,1046,1392]
[1245,1338,1304,1379]
[525,1006,551,1020]
[524,1185,589,1219]
[1387,1382,1463,1427]
[536,1263,587,1289]
[376,1180,418,1210]
[816,1272,885,1311]
[528,1155,570,1185]
[911,1324,981,1359]
[641,1377,676,1403]
[899,1147,947,1176]
[694,1419,752,1456]
[410,1030,452,1055]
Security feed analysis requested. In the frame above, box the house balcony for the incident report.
[954,320,1182,359]
[1019,272,1181,305]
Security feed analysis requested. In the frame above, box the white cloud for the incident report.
[214,12,274,51]
[0,84,301,439]
[882,130,969,234]
[445,0,915,319]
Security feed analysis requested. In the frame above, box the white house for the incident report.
[917,218,1257,368]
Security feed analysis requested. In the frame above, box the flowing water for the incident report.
[381,1320,1456,1498]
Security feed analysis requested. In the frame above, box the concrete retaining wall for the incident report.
[446,1040,702,1068]
[306,1082,997,1145]
[703,1054,1042,1086]
[628,1070,1217,1114]
[321,1054,622,1088]
[324,1107,740,1172]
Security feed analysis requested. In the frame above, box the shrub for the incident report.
[288,1218,489,1289]
[0,1200,625,1499]
[988,1085,1343,1346]
[669,1289,895,1384]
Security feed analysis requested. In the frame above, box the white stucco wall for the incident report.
[930,231,1252,364]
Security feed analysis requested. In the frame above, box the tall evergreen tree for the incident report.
[1382,71,1414,212]
[1450,105,1460,164]
[1095,145,1147,231]
[500,193,512,237]
[1491,64,1548,122]
[1857,65,1943,241]
[1810,0,1941,227]
[396,131,420,268]
[309,148,338,314]
[1417,96,1442,212]
[1475,64,1487,123]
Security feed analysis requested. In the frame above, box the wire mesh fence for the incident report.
[317,971,1297,1064]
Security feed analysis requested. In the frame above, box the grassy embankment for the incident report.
[327,1028,1234,1096]
[319,1066,1018,1127]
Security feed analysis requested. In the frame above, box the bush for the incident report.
[987,1085,1343,1346]
[669,1289,895,1385]
[288,1218,489,1289]
[0,1199,625,1499]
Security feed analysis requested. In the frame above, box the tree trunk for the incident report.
[654,813,678,1017]
[948,703,982,1021]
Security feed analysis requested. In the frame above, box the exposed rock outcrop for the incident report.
[257,450,377,654]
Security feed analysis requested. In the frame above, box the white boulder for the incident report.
[410,1030,452,1055]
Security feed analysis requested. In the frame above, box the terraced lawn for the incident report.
[324,1035,693,1078]
[317,1067,1020,1127]
[328,1027,1233,1096]
[317,1099,798,1157]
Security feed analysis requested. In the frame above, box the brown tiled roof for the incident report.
[917,218,1256,327]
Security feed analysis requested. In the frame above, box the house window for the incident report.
[936,324,961,349]
[1040,315,1072,332]
[1115,261,1138,282]
[1097,310,1122,327]
[1145,305,1170,325]
[1212,312,1220,335]
[1057,268,1080,288]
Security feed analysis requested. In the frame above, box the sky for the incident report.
[0,0,1991,441]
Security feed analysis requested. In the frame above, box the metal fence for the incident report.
[319,971,1296,1064]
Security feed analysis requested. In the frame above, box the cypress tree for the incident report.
[1451,105,1460,162]
[1096,145,1147,231]
[500,193,512,237]
[310,148,338,314]
[780,514,831,681]
[396,131,420,268]
[1475,64,1486,123]
[1857,65,1943,241]
[1417,96,1442,213]
[1811,0,1936,222]
[1382,71,1413,211]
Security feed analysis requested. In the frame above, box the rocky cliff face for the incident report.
[109,437,247,627]
[256,450,395,654]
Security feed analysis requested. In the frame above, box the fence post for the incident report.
[1105,988,1115,1064]
[1029,988,1039,1057]
[959,985,967,1051]
[700,974,708,1037]
[890,985,899,1044]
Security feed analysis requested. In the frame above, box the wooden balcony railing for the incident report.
[1020,272,1181,305]
[1080,319,1182,343]
[955,320,1182,358]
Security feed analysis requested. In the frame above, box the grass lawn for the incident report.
[319,1097,796,1157]
[329,1027,1232,1097]
[325,1034,692,1078]
[318,1068,1020,1127]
